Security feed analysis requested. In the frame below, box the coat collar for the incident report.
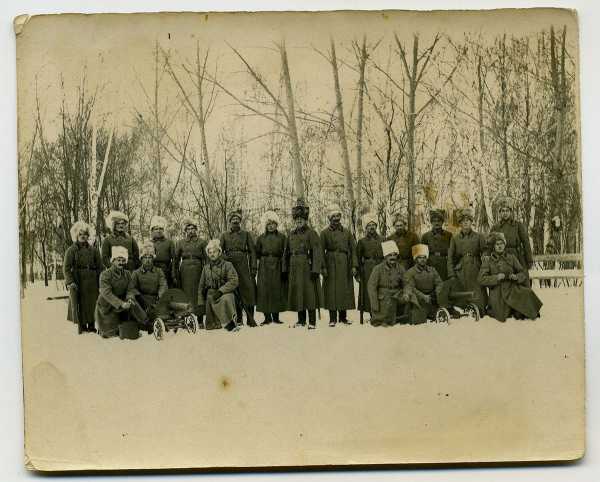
[328,224,344,232]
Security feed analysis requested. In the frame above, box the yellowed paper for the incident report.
[16,9,584,471]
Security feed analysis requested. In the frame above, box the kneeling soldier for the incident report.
[404,244,443,324]
[198,239,241,331]
[126,240,169,333]
[95,246,145,338]
[367,241,409,327]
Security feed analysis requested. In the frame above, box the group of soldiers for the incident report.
[62,196,542,338]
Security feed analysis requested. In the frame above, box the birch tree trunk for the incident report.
[280,43,305,201]
[355,36,367,235]
[330,39,355,229]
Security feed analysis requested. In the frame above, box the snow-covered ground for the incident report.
[19,283,585,471]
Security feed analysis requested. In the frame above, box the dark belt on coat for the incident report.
[227,249,247,254]
[261,254,281,259]
[430,252,447,257]
[327,249,348,254]
[291,251,308,256]
[182,255,202,260]
[78,266,97,271]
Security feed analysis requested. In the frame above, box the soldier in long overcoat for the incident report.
[478,232,542,322]
[446,207,488,313]
[101,210,140,271]
[367,241,409,327]
[173,218,207,320]
[126,240,169,333]
[198,239,241,331]
[255,211,287,325]
[284,199,323,329]
[149,215,176,288]
[320,206,357,326]
[64,221,103,333]
[491,196,534,270]
[356,213,384,322]
[404,244,443,324]
[386,214,420,270]
[95,246,146,338]
[421,209,453,281]
[220,210,258,327]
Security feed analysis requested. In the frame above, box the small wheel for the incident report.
[185,314,198,334]
[153,318,166,341]
[435,307,450,324]
[466,303,480,321]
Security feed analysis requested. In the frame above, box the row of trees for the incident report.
[18,25,580,291]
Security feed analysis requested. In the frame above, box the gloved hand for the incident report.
[423,294,432,304]
[497,273,506,281]
[213,290,223,302]
[68,283,77,290]
[121,301,132,310]
[509,273,519,281]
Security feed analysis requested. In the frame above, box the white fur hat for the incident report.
[382,241,399,257]
[261,211,280,229]
[110,246,129,262]
[205,239,222,255]
[327,205,342,220]
[70,221,96,245]
[362,213,378,228]
[105,210,129,230]
[412,243,429,260]
[140,240,156,258]
[150,215,167,230]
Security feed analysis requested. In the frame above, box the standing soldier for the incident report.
[284,199,323,329]
[255,211,287,325]
[149,215,176,288]
[356,213,384,323]
[320,206,357,327]
[64,221,103,334]
[173,218,207,323]
[491,196,533,271]
[101,210,140,271]
[421,209,453,281]
[367,241,409,327]
[386,213,420,270]
[220,209,258,327]
[447,207,488,314]
[404,244,443,324]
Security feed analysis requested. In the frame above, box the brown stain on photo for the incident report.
[220,376,231,390]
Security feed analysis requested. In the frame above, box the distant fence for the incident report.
[529,253,583,288]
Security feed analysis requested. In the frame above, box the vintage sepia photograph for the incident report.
[15,8,584,471]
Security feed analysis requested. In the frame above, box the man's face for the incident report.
[495,239,506,254]
[500,207,512,221]
[207,247,220,261]
[266,221,277,233]
[432,218,443,230]
[460,218,473,231]
[394,220,407,234]
[329,213,341,226]
[294,218,306,229]
[113,257,127,269]
[151,227,164,238]
[385,253,398,265]
[416,255,428,267]
[141,255,154,269]
[114,220,127,233]
[77,230,90,243]
[230,216,241,229]
[366,223,377,235]
[185,225,197,237]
